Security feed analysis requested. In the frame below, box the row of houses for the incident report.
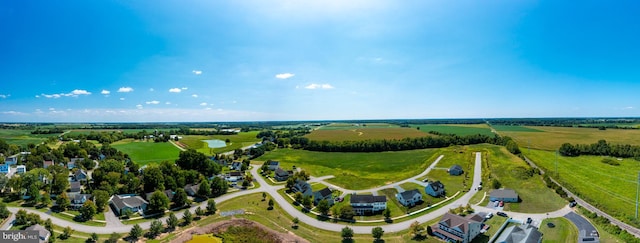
[432,211,542,243]
[109,183,202,216]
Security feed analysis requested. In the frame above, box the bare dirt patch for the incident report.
[170,218,309,243]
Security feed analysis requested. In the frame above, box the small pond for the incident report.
[203,139,227,148]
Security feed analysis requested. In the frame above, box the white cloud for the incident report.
[1,111,26,115]
[192,94,199,98]
[136,104,143,109]
[205,107,212,110]
[49,108,55,111]
[192,70,202,75]
[275,73,295,79]
[71,89,91,95]
[146,100,160,105]
[623,106,634,110]
[169,88,182,93]
[119,98,125,101]
[305,83,335,90]
[200,102,208,106]
[149,88,155,92]
[118,87,134,93]
[0,94,9,98]
[181,87,188,90]
[165,102,172,105]
[40,89,92,98]
[101,90,110,95]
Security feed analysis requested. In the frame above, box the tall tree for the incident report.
[92,190,110,212]
[210,176,228,197]
[183,210,193,225]
[148,220,163,238]
[341,226,354,240]
[79,200,97,220]
[56,192,70,211]
[143,166,165,192]
[148,190,170,213]
[173,188,189,208]
[317,199,330,215]
[206,199,217,215]
[129,224,142,240]
[166,213,178,230]
[196,180,210,198]
[372,227,384,241]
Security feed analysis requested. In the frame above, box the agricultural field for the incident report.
[478,144,567,213]
[495,126,640,151]
[317,123,400,130]
[257,148,440,190]
[305,127,428,141]
[539,217,578,243]
[179,131,261,155]
[524,149,640,222]
[411,124,494,136]
[65,128,174,136]
[0,129,58,147]
[111,139,181,165]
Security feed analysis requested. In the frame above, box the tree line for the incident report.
[559,140,640,161]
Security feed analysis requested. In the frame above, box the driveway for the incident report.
[565,212,600,243]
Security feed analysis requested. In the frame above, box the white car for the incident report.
[485,212,493,219]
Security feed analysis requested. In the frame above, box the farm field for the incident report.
[179,131,261,155]
[478,144,566,213]
[257,148,440,190]
[305,127,428,141]
[495,126,640,150]
[539,217,578,243]
[317,123,400,130]
[411,124,494,136]
[0,129,58,146]
[524,149,640,223]
[65,128,174,136]
[111,139,181,165]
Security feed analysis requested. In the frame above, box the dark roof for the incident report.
[229,171,243,177]
[350,194,387,204]
[184,184,200,194]
[427,181,445,191]
[74,169,87,177]
[293,180,312,194]
[26,224,50,240]
[72,194,92,202]
[450,164,463,171]
[316,187,332,198]
[70,181,81,192]
[490,188,519,199]
[110,195,148,210]
[275,168,289,177]
[268,161,279,165]
[399,189,421,199]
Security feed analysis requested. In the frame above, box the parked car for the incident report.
[547,222,555,228]
[526,217,532,224]
[485,213,493,219]
[494,201,499,207]
[499,201,504,207]
[569,201,578,207]
[497,212,508,217]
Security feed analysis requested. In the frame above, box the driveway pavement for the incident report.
[565,212,600,243]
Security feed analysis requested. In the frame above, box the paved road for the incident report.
[523,156,640,238]
[565,212,600,243]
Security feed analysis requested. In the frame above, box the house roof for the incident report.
[43,160,54,167]
[438,212,482,235]
[70,158,84,163]
[110,195,148,210]
[315,187,332,198]
[450,164,463,171]
[26,224,50,239]
[350,194,387,204]
[399,189,421,200]
[70,181,81,191]
[275,168,289,177]
[72,194,92,202]
[294,180,312,194]
[146,190,174,201]
[495,224,543,243]
[74,169,87,177]
[427,181,445,191]
[229,171,243,177]
[268,161,279,166]
[184,184,200,194]
[490,188,519,199]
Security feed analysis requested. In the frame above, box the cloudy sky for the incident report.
[1,1,639,122]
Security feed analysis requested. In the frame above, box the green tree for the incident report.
[410,221,425,239]
[0,203,10,219]
[294,192,303,203]
[89,233,98,242]
[196,180,210,198]
[61,226,73,240]
[183,210,193,225]
[148,220,163,238]
[340,205,355,220]
[317,199,330,215]
[384,208,391,220]
[105,232,120,243]
[268,198,274,210]
[40,192,51,207]
[372,227,384,241]
[286,177,295,190]
[206,199,217,215]
[79,200,97,220]
[195,206,205,216]
[173,188,189,208]
[148,190,170,213]
[341,226,354,240]
[166,213,178,230]
[302,195,313,208]
[143,166,165,192]
[491,178,502,189]
[129,224,142,240]
[292,217,299,229]
[262,192,267,201]
[210,176,228,197]
[92,190,109,212]
[56,192,70,211]
[44,218,52,232]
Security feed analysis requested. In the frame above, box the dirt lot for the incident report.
[170,218,310,243]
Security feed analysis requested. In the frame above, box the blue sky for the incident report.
[1,1,639,122]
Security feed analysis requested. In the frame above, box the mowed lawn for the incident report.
[257,148,440,190]
[524,149,640,219]
[496,126,640,150]
[539,217,578,243]
[479,144,566,213]
[180,131,261,155]
[420,146,476,195]
[305,127,428,142]
[112,139,181,165]
[411,124,494,136]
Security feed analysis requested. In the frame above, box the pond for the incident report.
[203,139,227,148]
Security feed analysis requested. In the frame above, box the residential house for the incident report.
[146,190,175,202]
[313,187,334,206]
[425,180,446,197]
[350,194,387,215]
[109,195,149,216]
[26,224,50,243]
[70,181,81,193]
[43,160,54,169]
[70,194,93,208]
[4,155,18,165]
[292,180,313,197]
[274,168,290,181]
[68,158,84,169]
[449,164,464,176]
[267,161,280,171]
[495,224,543,243]
[432,212,484,243]
[184,184,200,196]
[490,189,519,202]
[73,169,88,182]
[226,171,244,182]
[230,161,242,171]
[16,165,26,174]
[0,164,10,174]
[396,189,423,207]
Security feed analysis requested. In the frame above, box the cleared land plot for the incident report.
[491,125,543,132]
[496,126,640,150]
[420,146,475,195]
[524,149,640,221]
[112,139,181,165]
[66,129,174,136]
[257,148,439,190]
[306,127,427,142]
[479,144,566,213]
[317,123,400,130]
[412,124,494,136]
[180,131,261,155]
[0,129,58,146]
[540,217,579,243]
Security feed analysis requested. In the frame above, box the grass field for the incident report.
[66,129,174,136]
[257,148,440,190]
[111,139,181,165]
[524,149,640,221]
[419,146,475,195]
[179,131,261,155]
[317,123,400,130]
[411,124,494,136]
[539,217,578,243]
[479,144,566,213]
[496,126,640,150]
[0,129,58,146]
[491,125,543,132]
[306,127,428,141]
[397,182,446,213]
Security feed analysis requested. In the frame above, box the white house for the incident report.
[350,194,387,215]
[396,189,423,207]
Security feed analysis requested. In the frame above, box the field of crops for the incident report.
[179,131,261,155]
[66,129,174,136]
[0,129,58,147]
[257,148,440,190]
[317,123,400,130]
[524,149,640,221]
[411,124,494,136]
[305,127,428,141]
[111,139,181,165]
[496,126,640,150]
